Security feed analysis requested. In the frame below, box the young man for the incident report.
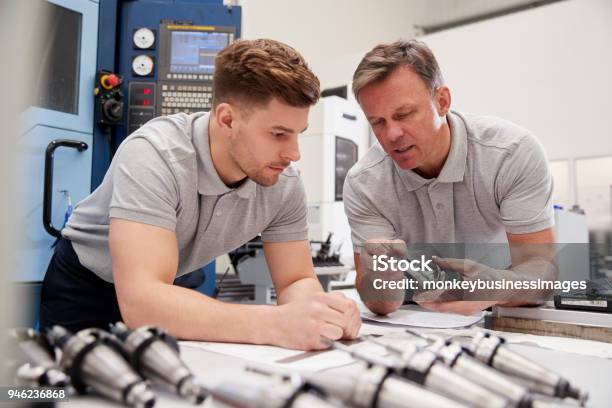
[40,39,361,350]
[344,39,556,316]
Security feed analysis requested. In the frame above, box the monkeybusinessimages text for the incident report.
[371,255,587,293]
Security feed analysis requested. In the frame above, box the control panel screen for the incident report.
[170,31,230,74]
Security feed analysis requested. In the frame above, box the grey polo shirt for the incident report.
[343,110,554,253]
[62,112,308,282]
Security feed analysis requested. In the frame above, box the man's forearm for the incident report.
[466,257,557,304]
[119,282,282,343]
[502,257,558,304]
[276,276,323,304]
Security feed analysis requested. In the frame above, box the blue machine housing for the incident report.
[92,0,241,188]
[16,0,100,325]
[18,0,241,327]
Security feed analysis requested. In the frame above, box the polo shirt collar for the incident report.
[193,113,256,199]
[394,110,467,191]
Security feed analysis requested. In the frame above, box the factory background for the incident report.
[3,0,612,334]
[244,0,612,271]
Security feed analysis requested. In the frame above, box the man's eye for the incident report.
[396,112,410,120]
[272,132,285,138]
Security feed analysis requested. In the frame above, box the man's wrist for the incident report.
[248,304,282,345]
[277,277,322,304]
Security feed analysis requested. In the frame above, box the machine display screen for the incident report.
[170,31,230,74]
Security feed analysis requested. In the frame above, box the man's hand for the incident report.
[271,292,361,350]
[415,249,554,315]
[262,240,360,349]
[331,292,362,339]
[412,256,497,314]
[355,238,407,316]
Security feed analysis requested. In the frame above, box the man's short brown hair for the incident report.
[213,39,320,109]
[352,39,444,100]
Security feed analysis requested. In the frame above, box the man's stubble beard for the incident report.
[229,138,278,187]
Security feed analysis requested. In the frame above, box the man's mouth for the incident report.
[269,166,286,173]
[394,145,415,153]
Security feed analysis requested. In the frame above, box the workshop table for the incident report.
[59,320,612,408]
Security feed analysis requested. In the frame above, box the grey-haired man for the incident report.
[345,40,556,316]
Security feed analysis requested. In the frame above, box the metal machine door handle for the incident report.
[43,139,88,238]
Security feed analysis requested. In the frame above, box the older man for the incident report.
[344,39,556,316]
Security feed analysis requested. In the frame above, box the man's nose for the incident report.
[281,137,300,162]
[384,121,403,143]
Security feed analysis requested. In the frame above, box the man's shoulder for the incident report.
[346,144,392,183]
[124,112,204,162]
[457,111,547,185]
[457,111,534,154]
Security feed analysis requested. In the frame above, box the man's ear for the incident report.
[434,86,451,116]
[214,102,234,131]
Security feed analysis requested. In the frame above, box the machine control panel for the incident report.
[159,83,212,116]
[90,1,241,188]
[128,82,156,134]
[133,27,156,50]
[156,23,234,116]
[126,22,235,134]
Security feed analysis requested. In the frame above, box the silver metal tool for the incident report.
[329,338,511,408]
[247,363,468,408]
[406,331,584,408]
[212,370,341,408]
[110,322,207,404]
[8,327,69,387]
[467,331,588,403]
[394,331,535,407]
[46,325,155,408]
[12,363,68,388]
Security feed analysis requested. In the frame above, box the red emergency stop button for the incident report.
[100,74,121,90]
